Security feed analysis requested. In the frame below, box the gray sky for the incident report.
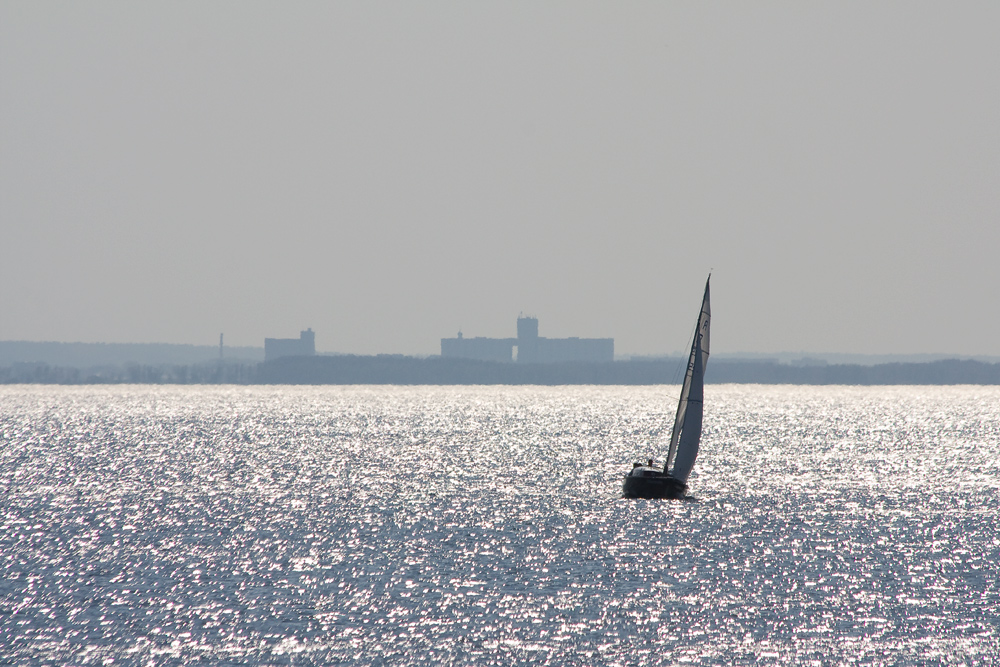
[2,2,998,356]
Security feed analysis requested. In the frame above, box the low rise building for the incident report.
[440,332,517,363]
[264,328,315,361]
[441,316,613,363]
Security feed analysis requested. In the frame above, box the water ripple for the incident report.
[1,385,997,665]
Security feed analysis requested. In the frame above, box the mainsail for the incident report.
[664,276,711,482]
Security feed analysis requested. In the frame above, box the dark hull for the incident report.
[622,473,687,499]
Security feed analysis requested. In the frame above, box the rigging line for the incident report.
[676,317,701,377]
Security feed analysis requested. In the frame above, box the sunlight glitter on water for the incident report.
[1,385,998,665]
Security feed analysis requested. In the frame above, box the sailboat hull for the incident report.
[622,472,687,499]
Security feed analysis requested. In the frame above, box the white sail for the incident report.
[665,276,711,482]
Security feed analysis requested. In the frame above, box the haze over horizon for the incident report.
[3,3,998,357]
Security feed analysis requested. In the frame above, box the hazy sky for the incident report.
[3,3,998,356]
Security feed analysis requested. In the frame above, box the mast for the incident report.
[664,275,711,481]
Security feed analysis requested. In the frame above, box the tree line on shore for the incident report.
[0,362,259,385]
[3,356,1000,385]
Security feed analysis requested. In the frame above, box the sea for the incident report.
[1,384,998,666]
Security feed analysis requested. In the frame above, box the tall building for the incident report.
[264,328,316,361]
[441,317,613,363]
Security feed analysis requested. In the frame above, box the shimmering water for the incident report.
[1,385,998,666]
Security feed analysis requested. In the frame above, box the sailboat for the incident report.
[622,275,711,499]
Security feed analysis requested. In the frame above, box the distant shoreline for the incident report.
[3,355,1000,386]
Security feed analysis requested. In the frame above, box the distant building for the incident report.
[441,316,613,363]
[264,329,316,361]
[440,332,518,363]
